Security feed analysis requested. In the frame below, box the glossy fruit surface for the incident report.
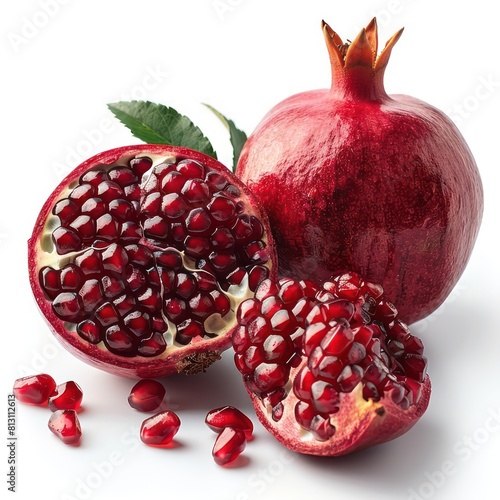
[29,145,276,377]
[236,19,483,324]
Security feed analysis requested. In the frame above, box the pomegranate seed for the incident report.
[48,381,83,411]
[52,226,82,254]
[13,374,56,405]
[129,156,153,177]
[52,198,79,224]
[138,332,167,357]
[60,264,84,290]
[128,379,166,412]
[52,292,83,321]
[176,159,204,178]
[205,406,254,440]
[48,410,82,445]
[80,169,108,186]
[108,166,138,187]
[140,410,181,446]
[212,427,247,466]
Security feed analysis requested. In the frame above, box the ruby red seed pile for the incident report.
[13,373,252,465]
[13,374,83,445]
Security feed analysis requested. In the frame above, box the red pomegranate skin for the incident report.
[236,20,483,324]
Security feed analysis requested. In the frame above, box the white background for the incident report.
[1,1,499,499]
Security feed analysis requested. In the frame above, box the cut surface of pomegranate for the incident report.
[29,145,276,378]
[13,374,56,405]
[236,19,483,325]
[205,406,253,440]
[48,409,82,445]
[212,426,247,466]
[48,381,83,411]
[128,379,166,412]
[233,272,431,456]
[140,410,180,446]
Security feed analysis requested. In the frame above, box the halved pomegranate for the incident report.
[233,272,431,456]
[29,145,276,378]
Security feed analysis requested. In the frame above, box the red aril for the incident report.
[128,379,166,412]
[13,374,56,405]
[29,145,276,378]
[233,272,431,456]
[205,406,253,440]
[140,410,181,446]
[48,381,83,411]
[48,409,82,445]
[236,19,483,325]
[212,427,247,466]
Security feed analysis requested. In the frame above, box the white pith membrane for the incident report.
[33,150,271,369]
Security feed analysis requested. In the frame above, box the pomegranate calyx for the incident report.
[322,18,404,101]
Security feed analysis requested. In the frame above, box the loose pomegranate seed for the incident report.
[205,406,254,440]
[128,379,166,412]
[140,410,181,446]
[13,374,56,405]
[48,410,82,445]
[212,427,247,466]
[48,381,83,411]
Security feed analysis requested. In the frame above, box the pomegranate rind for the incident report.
[28,145,276,378]
[250,370,431,456]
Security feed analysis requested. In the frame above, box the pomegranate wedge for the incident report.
[233,272,431,456]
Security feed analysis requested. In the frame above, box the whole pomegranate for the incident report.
[233,272,431,456]
[28,145,276,378]
[236,19,483,324]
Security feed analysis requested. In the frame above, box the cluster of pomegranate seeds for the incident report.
[13,374,56,405]
[13,374,83,445]
[128,379,166,412]
[205,406,253,465]
[38,155,272,359]
[233,272,427,441]
[140,410,181,447]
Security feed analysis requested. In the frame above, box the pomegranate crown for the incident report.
[322,18,404,100]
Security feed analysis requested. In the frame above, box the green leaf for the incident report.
[107,101,217,158]
[203,104,247,172]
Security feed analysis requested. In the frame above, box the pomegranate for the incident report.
[233,272,431,456]
[48,409,82,445]
[236,19,483,324]
[128,379,166,412]
[28,145,276,378]
[13,374,56,405]
[212,427,247,466]
[48,381,83,411]
[140,410,181,446]
[205,405,254,440]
